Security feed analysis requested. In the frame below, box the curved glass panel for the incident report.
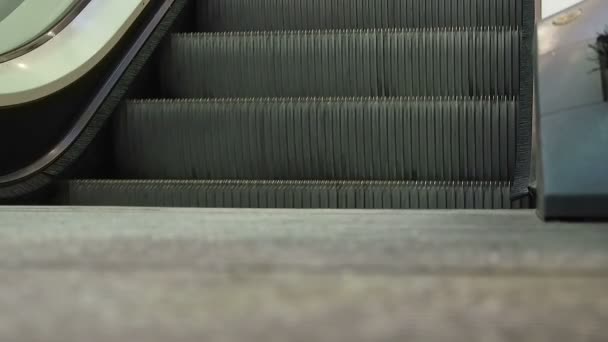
[0,0,149,107]
[0,0,24,21]
[0,0,78,57]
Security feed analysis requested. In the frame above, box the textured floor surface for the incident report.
[0,207,607,341]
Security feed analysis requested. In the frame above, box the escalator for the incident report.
[3,2,608,340]
[0,0,537,210]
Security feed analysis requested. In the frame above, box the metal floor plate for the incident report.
[0,207,606,341]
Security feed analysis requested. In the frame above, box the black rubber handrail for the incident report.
[0,0,177,186]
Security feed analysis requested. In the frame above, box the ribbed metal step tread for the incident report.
[116,98,516,181]
[161,29,519,98]
[56,180,530,209]
[199,0,522,31]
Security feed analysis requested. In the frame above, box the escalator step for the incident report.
[56,180,530,209]
[162,29,519,98]
[199,0,522,31]
[116,98,516,181]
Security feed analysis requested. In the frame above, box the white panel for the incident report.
[0,0,149,107]
[0,0,76,55]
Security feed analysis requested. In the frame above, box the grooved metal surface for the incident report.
[116,98,516,181]
[56,180,530,209]
[161,29,519,98]
[61,0,535,210]
[199,0,523,31]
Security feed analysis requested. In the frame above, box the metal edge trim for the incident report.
[0,0,93,63]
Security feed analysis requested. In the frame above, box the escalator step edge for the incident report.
[55,180,531,209]
[199,0,523,31]
[162,29,520,98]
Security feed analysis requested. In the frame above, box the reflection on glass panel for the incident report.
[0,0,78,58]
[538,1,608,113]
[0,0,25,22]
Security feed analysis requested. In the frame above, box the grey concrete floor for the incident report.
[0,207,607,341]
